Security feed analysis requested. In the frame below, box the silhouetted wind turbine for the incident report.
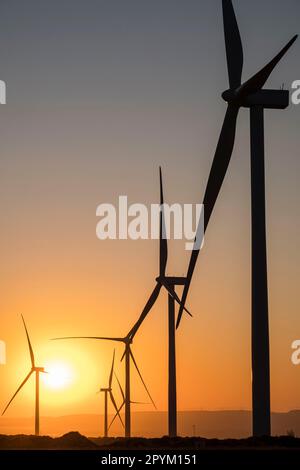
[108,372,149,432]
[52,328,155,438]
[177,0,297,437]
[97,350,124,437]
[2,315,46,436]
[125,167,193,437]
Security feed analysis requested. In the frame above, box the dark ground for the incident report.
[1,431,300,449]
[1,432,300,467]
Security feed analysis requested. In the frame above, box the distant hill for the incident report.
[0,431,98,450]
[1,410,300,438]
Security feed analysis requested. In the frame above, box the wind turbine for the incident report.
[108,372,149,433]
[97,350,124,437]
[177,0,297,437]
[53,167,191,438]
[123,167,193,438]
[2,315,46,436]
[52,328,155,438]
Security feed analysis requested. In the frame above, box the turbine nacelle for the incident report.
[155,276,186,286]
[124,335,133,345]
[33,367,45,373]
[222,88,289,110]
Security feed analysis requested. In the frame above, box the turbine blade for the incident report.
[120,349,126,363]
[128,283,162,339]
[131,401,149,405]
[114,372,125,401]
[203,104,239,228]
[177,104,239,328]
[161,281,193,317]
[109,391,124,428]
[108,401,125,431]
[239,35,298,96]
[21,315,35,368]
[2,370,33,415]
[52,336,124,342]
[222,0,243,89]
[130,348,156,409]
[109,350,115,388]
[159,166,168,277]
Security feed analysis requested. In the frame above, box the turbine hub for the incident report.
[222,89,240,103]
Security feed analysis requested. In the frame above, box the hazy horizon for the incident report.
[2,410,300,438]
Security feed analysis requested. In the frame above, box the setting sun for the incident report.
[42,361,74,390]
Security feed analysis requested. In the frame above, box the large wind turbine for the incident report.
[2,315,46,436]
[97,350,124,437]
[177,0,297,437]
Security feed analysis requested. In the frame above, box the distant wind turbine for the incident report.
[2,315,46,436]
[52,328,155,438]
[108,372,149,432]
[97,350,124,437]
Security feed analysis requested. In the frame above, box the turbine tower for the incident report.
[2,315,46,436]
[98,350,124,437]
[177,0,297,437]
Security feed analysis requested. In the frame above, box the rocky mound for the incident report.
[0,432,98,450]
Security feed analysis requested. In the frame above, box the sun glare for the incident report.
[42,361,74,390]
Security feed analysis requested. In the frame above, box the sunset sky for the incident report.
[0,0,300,434]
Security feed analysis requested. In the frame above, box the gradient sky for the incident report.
[0,0,300,433]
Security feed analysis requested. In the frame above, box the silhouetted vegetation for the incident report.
[1,432,300,450]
